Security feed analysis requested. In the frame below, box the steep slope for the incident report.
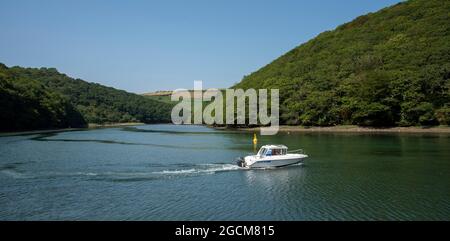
[0,63,173,131]
[0,63,86,131]
[234,0,450,126]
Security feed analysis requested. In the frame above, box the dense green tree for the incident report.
[0,63,87,131]
[0,63,173,131]
[234,0,450,126]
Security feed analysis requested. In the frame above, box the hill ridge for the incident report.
[234,0,449,126]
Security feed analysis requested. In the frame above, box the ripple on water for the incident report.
[0,162,245,183]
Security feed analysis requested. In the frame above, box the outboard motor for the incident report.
[236,157,245,167]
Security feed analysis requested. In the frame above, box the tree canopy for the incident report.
[0,63,86,131]
[234,0,450,126]
[0,63,173,131]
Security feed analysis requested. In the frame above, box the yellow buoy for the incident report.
[253,133,258,145]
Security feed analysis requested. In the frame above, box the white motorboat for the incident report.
[236,145,308,168]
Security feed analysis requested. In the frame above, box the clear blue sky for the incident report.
[0,0,402,93]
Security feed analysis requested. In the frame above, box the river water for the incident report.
[0,124,449,220]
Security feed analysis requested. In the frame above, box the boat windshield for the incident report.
[271,149,287,155]
[258,148,267,156]
[258,147,287,156]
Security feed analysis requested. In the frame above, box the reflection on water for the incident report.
[0,124,449,220]
[30,130,230,150]
[244,164,304,186]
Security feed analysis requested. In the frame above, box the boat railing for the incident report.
[288,149,305,154]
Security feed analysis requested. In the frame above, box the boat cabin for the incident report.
[257,145,288,156]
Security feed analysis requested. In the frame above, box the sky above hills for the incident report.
[0,0,402,93]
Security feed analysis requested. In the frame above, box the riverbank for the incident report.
[87,122,144,128]
[0,128,83,137]
[3,124,449,137]
[231,125,450,134]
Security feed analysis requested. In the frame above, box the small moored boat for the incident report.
[236,145,308,168]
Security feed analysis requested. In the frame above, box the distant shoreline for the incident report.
[230,125,450,134]
[87,122,144,128]
[2,123,449,137]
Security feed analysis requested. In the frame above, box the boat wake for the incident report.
[153,163,242,175]
[0,163,243,182]
[74,163,243,182]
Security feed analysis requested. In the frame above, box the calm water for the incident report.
[0,124,449,220]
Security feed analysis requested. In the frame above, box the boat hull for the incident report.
[249,157,305,168]
[237,154,308,169]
